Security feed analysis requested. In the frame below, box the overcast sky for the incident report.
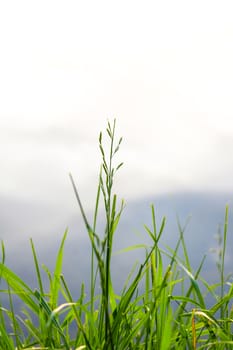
[1,0,233,214]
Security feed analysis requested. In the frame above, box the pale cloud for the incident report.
[1,0,233,208]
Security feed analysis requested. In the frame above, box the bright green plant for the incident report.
[0,119,232,349]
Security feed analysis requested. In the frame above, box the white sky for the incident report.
[1,0,233,211]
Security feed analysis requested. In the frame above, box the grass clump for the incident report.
[0,119,233,349]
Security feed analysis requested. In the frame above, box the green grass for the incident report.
[0,119,233,349]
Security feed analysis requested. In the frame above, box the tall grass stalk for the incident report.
[0,119,232,349]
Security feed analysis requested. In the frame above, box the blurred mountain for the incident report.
[0,192,233,298]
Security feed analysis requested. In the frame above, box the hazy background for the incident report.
[1,1,233,292]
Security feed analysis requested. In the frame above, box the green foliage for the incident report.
[0,119,233,349]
